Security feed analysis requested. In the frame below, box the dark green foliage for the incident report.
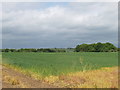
[1,42,117,52]
[1,48,66,52]
[2,48,9,52]
[75,42,117,52]
[118,48,120,51]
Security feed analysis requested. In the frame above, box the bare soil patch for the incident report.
[2,66,57,88]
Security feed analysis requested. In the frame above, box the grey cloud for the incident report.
[2,2,118,48]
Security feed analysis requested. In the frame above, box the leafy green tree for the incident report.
[10,49,16,52]
[75,42,117,52]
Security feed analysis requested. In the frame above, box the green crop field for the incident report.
[2,52,118,77]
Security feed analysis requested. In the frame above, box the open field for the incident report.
[2,52,119,88]
[2,52,118,76]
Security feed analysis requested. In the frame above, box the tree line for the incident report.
[1,48,66,52]
[1,42,119,52]
[75,42,118,52]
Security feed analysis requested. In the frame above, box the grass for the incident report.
[2,52,118,77]
[59,67,118,88]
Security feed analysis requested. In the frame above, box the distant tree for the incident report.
[94,42,103,52]
[75,44,88,52]
[75,45,80,52]
[31,49,37,52]
[87,44,96,52]
[4,48,9,52]
[101,42,117,52]
[17,49,21,52]
[118,48,120,52]
[75,42,117,52]
[2,43,117,53]
[10,49,16,52]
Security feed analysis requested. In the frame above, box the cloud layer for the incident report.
[2,2,118,48]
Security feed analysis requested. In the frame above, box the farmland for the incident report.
[2,52,118,76]
[2,52,119,88]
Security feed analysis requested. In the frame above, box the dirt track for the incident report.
[2,65,119,88]
[2,66,57,88]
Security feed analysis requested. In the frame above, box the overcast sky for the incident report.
[2,2,118,48]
